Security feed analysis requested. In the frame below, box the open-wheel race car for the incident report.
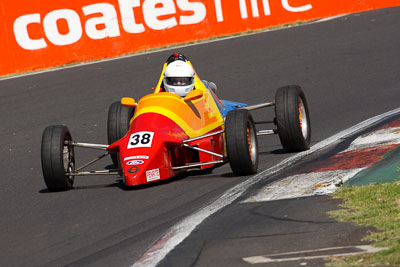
[41,53,311,191]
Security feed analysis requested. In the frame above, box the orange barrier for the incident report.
[0,0,398,77]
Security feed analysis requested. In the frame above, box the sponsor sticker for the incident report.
[124,155,149,161]
[126,160,144,165]
[128,166,139,174]
[127,131,154,149]
[146,168,160,182]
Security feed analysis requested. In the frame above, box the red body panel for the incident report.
[108,113,186,185]
[187,127,224,169]
[107,113,224,186]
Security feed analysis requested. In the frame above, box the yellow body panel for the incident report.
[133,91,223,138]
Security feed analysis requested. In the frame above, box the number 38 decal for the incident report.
[127,131,154,149]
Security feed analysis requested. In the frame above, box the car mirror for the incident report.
[184,90,203,102]
[121,97,136,107]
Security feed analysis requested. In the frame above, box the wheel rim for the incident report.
[298,97,309,139]
[63,138,75,183]
[247,121,257,164]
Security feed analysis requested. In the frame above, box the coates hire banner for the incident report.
[0,0,398,76]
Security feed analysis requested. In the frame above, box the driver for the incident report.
[163,60,195,97]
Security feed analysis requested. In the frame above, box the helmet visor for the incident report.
[166,77,194,86]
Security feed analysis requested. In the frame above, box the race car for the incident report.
[41,53,311,191]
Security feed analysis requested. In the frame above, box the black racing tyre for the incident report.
[107,101,135,166]
[41,125,75,191]
[225,109,259,175]
[275,85,311,152]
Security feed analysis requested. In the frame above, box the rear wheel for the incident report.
[275,85,311,152]
[225,109,258,175]
[107,101,135,166]
[41,125,75,191]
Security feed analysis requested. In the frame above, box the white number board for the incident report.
[127,131,154,149]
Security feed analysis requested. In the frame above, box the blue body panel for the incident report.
[202,80,247,118]
[220,100,247,117]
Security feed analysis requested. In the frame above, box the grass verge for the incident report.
[327,180,400,266]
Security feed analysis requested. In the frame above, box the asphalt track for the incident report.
[1,6,400,267]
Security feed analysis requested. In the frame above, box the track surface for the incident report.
[1,7,400,267]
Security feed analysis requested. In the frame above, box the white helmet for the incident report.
[163,60,195,97]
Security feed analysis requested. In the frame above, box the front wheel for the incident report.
[41,125,75,191]
[225,109,259,175]
[107,101,135,166]
[275,85,311,152]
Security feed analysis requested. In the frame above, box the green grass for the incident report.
[327,180,400,266]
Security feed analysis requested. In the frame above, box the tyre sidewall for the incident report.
[107,101,134,166]
[41,125,74,191]
[275,85,311,152]
[225,109,258,175]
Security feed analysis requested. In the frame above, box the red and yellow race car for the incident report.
[41,53,311,191]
